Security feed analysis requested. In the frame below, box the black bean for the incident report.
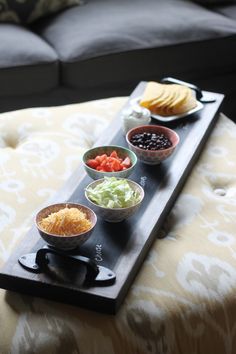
[130,131,172,150]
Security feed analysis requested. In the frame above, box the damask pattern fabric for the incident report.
[0,98,236,353]
[0,0,82,24]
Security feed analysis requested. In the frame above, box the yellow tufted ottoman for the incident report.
[1,98,236,354]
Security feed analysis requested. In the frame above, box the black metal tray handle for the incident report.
[19,246,116,286]
[161,77,216,103]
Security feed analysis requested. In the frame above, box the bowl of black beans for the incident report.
[126,125,180,165]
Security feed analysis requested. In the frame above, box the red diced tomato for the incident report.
[88,150,131,172]
[100,154,108,161]
[110,150,118,158]
[103,163,113,172]
[95,156,102,164]
[111,159,122,171]
[87,159,99,169]
[100,159,107,167]
[121,157,131,168]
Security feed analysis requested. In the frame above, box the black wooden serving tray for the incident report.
[0,82,224,314]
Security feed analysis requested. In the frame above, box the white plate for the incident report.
[130,96,204,122]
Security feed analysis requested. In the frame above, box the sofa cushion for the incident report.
[212,4,236,19]
[0,23,58,96]
[0,0,82,24]
[33,0,236,90]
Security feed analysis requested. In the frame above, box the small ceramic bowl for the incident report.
[126,125,180,165]
[85,178,144,223]
[82,145,137,180]
[35,203,97,250]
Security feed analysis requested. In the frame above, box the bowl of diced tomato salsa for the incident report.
[82,145,137,180]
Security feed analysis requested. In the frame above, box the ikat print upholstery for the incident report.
[1,97,236,353]
[0,0,82,24]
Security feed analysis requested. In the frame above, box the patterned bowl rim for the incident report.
[82,145,137,175]
[85,177,145,211]
[125,125,180,153]
[35,202,97,238]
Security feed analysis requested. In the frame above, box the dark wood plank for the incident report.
[0,82,224,313]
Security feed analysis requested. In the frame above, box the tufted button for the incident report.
[214,188,226,196]
[2,135,19,149]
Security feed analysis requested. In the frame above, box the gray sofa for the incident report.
[1,0,236,118]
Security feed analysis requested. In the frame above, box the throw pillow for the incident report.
[0,0,83,24]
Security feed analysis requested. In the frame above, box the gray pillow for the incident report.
[0,0,83,24]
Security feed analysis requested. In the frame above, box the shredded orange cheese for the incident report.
[39,207,92,236]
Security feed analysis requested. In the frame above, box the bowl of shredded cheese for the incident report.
[35,203,97,250]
